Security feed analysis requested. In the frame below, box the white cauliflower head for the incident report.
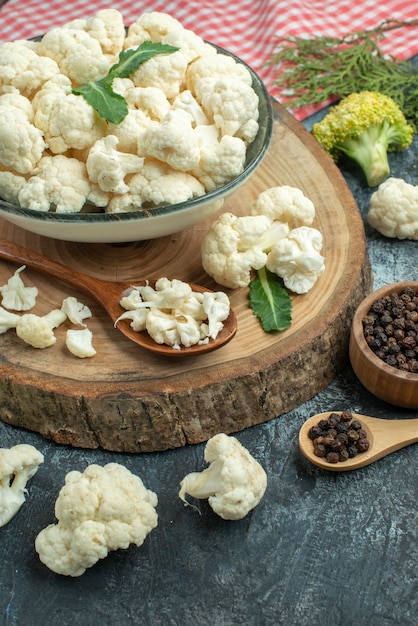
[0,444,44,527]
[0,265,38,311]
[179,433,267,520]
[368,177,418,240]
[35,463,158,577]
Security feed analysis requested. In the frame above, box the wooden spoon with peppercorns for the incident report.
[299,411,418,472]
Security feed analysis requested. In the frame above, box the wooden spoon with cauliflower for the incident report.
[0,238,237,355]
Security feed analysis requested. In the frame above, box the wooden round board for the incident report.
[0,101,372,453]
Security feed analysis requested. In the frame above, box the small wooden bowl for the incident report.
[349,281,418,409]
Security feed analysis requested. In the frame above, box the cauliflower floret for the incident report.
[107,159,204,212]
[66,328,96,358]
[146,308,202,349]
[0,306,20,334]
[192,131,247,192]
[16,308,67,348]
[0,265,38,311]
[124,11,184,48]
[137,109,200,171]
[86,135,144,194]
[18,155,109,213]
[250,185,316,227]
[172,90,210,127]
[115,308,148,332]
[0,103,46,174]
[61,296,92,326]
[32,75,106,154]
[116,278,231,348]
[0,40,60,97]
[179,433,267,520]
[130,50,188,100]
[200,291,231,340]
[122,85,172,121]
[367,177,418,240]
[162,26,210,64]
[201,212,288,289]
[0,170,27,205]
[0,444,44,527]
[196,78,259,142]
[64,9,125,56]
[266,226,325,294]
[107,84,171,154]
[0,92,35,121]
[186,52,253,90]
[37,27,113,85]
[35,463,158,577]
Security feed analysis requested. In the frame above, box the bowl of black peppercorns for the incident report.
[349,281,418,409]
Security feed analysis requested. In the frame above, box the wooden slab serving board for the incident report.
[0,101,372,453]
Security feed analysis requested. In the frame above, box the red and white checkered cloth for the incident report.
[1,0,417,119]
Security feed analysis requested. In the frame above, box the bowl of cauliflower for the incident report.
[0,10,273,243]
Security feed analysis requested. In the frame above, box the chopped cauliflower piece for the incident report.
[117,278,231,349]
[0,265,38,311]
[66,328,96,358]
[61,296,92,326]
[179,433,267,520]
[35,463,158,577]
[0,444,44,527]
[0,306,20,334]
[146,309,202,349]
[16,308,67,348]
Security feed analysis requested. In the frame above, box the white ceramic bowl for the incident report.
[0,48,273,244]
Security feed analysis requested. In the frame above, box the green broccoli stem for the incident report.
[339,125,391,187]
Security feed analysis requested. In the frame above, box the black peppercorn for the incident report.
[307,411,370,465]
[362,287,418,374]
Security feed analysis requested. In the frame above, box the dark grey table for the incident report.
[1,112,417,626]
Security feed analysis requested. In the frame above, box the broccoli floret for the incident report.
[312,91,414,187]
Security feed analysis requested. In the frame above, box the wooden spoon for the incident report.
[299,411,418,472]
[0,238,237,356]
